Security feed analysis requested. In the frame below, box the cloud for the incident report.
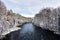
[8,0,60,7]
[20,13,34,17]
[7,0,42,7]
[1,0,60,17]
[8,0,18,4]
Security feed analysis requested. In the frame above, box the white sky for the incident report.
[1,0,60,17]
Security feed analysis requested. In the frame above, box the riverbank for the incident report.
[0,22,32,40]
[0,0,33,39]
[33,8,60,35]
[1,23,60,40]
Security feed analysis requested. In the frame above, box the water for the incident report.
[3,23,60,40]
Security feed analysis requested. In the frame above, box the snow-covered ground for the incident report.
[0,27,21,39]
[2,27,21,35]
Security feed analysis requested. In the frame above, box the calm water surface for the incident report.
[4,23,60,40]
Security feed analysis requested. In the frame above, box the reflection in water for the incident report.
[18,23,35,40]
[20,23,35,34]
[4,23,60,40]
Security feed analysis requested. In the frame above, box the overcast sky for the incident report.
[1,0,60,17]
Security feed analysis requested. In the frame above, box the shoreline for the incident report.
[0,22,32,40]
